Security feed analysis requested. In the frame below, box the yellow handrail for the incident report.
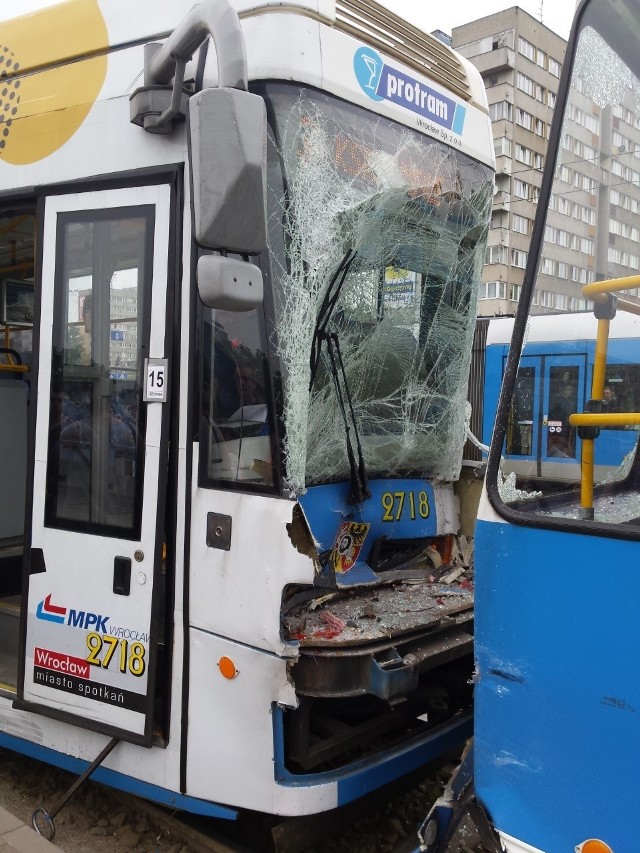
[0,362,28,373]
[570,412,640,427]
[582,274,640,297]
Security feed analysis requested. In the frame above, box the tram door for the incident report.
[506,354,586,479]
[19,185,172,744]
[505,355,540,466]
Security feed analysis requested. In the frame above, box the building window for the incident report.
[549,57,561,77]
[569,296,587,310]
[582,112,599,134]
[513,178,530,199]
[486,245,508,264]
[479,281,507,300]
[511,249,528,269]
[515,143,533,166]
[489,101,513,121]
[559,165,572,183]
[518,36,535,61]
[512,214,531,235]
[494,136,512,157]
[516,72,535,97]
[516,108,533,131]
[558,197,572,216]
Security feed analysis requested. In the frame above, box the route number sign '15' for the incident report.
[143,358,168,402]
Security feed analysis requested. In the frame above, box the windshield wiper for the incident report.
[309,249,371,505]
[309,248,357,384]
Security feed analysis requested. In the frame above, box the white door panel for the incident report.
[21,184,171,743]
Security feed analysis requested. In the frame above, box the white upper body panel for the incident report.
[0,0,494,190]
[487,311,640,347]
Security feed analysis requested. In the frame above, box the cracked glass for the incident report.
[261,84,493,496]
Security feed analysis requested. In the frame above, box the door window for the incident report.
[546,365,579,459]
[506,365,536,456]
[45,209,154,536]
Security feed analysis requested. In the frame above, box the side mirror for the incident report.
[189,87,267,255]
[197,255,263,311]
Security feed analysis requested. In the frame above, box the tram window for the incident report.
[45,209,153,537]
[506,366,535,456]
[199,302,275,488]
[604,365,640,417]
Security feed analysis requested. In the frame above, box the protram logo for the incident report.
[353,46,466,135]
[353,46,385,102]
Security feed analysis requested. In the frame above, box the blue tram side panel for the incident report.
[481,313,640,483]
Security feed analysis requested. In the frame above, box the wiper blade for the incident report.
[308,249,370,505]
[324,331,370,504]
[309,248,357,390]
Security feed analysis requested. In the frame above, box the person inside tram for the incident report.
[548,376,577,458]
[602,386,619,412]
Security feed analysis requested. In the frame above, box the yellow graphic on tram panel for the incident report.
[0,0,108,164]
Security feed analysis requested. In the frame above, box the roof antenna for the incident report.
[539,0,543,24]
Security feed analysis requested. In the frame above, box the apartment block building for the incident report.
[453,8,566,316]
[455,7,640,320]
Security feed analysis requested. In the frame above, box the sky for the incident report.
[18,0,578,40]
[379,0,577,40]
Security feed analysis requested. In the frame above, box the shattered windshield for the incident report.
[261,84,492,495]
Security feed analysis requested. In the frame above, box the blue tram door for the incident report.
[505,354,585,482]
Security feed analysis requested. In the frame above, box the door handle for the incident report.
[113,557,131,595]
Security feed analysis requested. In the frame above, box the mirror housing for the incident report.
[189,87,267,254]
[197,254,263,311]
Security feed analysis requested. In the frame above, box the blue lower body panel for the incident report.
[474,517,640,853]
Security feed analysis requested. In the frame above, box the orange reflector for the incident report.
[578,840,613,853]
[218,656,238,679]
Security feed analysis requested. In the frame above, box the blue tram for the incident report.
[483,312,640,486]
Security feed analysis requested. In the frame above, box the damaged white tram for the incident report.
[0,0,494,824]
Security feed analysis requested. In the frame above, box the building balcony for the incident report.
[472,47,516,75]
